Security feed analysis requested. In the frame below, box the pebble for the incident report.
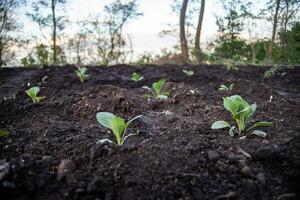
[256,172,266,185]
[241,166,252,177]
[207,150,220,162]
[57,159,75,181]
[215,160,227,172]
[254,144,282,161]
[90,143,114,160]
[42,155,52,162]
[0,160,10,181]
[87,176,105,193]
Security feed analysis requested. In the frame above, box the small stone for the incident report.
[0,160,10,181]
[239,159,247,167]
[42,155,52,162]
[241,166,252,177]
[75,188,85,194]
[87,177,105,193]
[256,172,266,185]
[254,144,282,161]
[215,160,227,172]
[207,150,220,162]
[57,159,75,181]
[90,143,114,160]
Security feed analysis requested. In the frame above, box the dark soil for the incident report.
[0,64,299,200]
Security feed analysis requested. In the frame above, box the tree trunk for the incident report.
[251,44,256,63]
[180,0,189,63]
[0,40,3,67]
[268,0,281,59]
[195,0,205,64]
[51,0,57,64]
[76,36,81,65]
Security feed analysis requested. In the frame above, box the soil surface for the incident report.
[0,64,299,200]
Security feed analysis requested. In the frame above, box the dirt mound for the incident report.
[0,64,299,200]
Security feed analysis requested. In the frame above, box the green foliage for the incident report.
[136,53,154,65]
[219,83,235,91]
[0,130,9,137]
[182,69,194,76]
[96,112,142,145]
[21,44,50,67]
[264,65,280,78]
[27,0,68,65]
[21,44,66,67]
[214,40,250,61]
[278,22,300,64]
[75,66,89,83]
[225,62,238,70]
[25,86,45,104]
[211,95,271,137]
[131,72,144,82]
[0,0,24,67]
[214,0,253,61]
[143,79,170,100]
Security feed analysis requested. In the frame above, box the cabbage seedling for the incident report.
[76,66,89,83]
[96,112,142,145]
[131,72,144,82]
[211,95,272,137]
[182,69,194,76]
[142,79,170,100]
[219,83,235,91]
[25,86,45,104]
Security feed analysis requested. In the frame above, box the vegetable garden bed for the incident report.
[0,64,299,200]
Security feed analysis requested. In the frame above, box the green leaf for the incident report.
[253,121,272,127]
[96,138,113,144]
[158,94,168,100]
[36,96,46,103]
[152,79,166,95]
[211,121,230,129]
[26,86,40,98]
[76,67,88,82]
[96,112,116,129]
[218,85,228,91]
[126,115,143,127]
[142,86,151,91]
[111,117,126,145]
[247,121,272,131]
[131,72,143,82]
[161,91,170,97]
[182,69,194,76]
[250,104,257,114]
[25,86,45,103]
[223,95,241,114]
[251,130,267,137]
[0,130,9,137]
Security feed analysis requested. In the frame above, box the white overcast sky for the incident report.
[18,0,271,57]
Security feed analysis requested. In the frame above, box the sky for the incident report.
[17,0,271,58]
[67,0,225,55]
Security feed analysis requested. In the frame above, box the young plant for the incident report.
[131,72,144,82]
[25,86,45,104]
[211,95,272,137]
[0,130,9,137]
[142,79,170,100]
[182,69,194,77]
[218,83,235,91]
[96,112,142,146]
[264,65,280,78]
[75,66,89,83]
[225,63,238,71]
